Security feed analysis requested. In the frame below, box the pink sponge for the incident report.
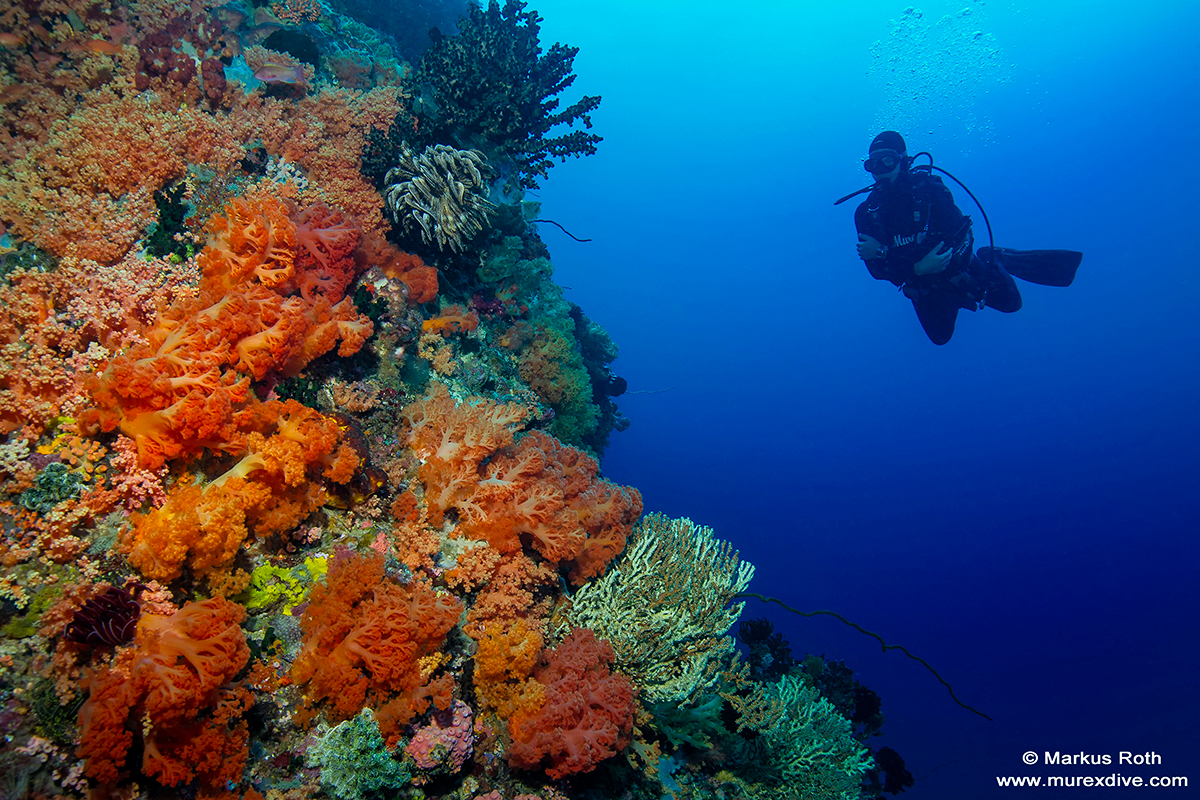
[405,700,474,783]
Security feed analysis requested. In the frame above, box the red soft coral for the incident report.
[77,648,139,783]
[142,685,252,788]
[506,628,635,779]
[134,598,250,723]
[76,598,250,788]
[291,549,462,726]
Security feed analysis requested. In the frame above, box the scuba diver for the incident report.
[838,131,1083,344]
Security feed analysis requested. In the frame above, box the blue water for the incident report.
[530,1,1200,796]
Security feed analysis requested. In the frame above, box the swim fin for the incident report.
[977,247,1082,287]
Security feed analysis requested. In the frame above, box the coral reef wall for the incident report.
[0,2,894,799]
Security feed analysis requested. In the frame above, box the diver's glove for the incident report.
[913,242,952,275]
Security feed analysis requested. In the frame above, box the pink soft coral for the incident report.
[506,628,635,779]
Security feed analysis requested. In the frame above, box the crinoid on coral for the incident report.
[383,144,495,253]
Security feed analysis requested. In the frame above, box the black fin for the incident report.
[979,247,1082,287]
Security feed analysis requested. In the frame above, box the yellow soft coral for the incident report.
[122,479,262,581]
[472,618,547,721]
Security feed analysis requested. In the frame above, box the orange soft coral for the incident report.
[356,231,439,305]
[81,197,373,469]
[291,549,463,729]
[123,399,361,580]
[472,617,546,721]
[462,430,644,583]
[401,382,529,525]
[201,196,297,293]
[401,385,641,583]
[77,598,251,788]
[422,304,479,336]
[121,480,253,581]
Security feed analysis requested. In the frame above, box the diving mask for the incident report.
[864,149,904,174]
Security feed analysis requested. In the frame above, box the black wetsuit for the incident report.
[855,168,1021,344]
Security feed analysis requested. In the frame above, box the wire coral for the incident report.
[384,144,495,252]
[413,0,602,191]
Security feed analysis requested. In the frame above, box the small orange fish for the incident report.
[0,84,30,104]
[253,61,306,85]
[32,53,63,72]
[0,32,24,48]
[80,39,122,55]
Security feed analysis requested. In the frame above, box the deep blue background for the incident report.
[526,1,1200,797]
